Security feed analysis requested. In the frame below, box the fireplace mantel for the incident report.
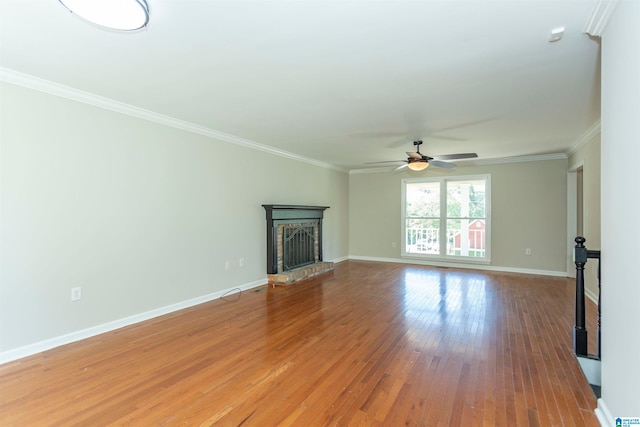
[262,205,329,275]
[263,205,329,221]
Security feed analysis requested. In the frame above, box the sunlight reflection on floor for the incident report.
[402,267,496,352]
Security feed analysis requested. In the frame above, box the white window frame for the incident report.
[401,174,491,263]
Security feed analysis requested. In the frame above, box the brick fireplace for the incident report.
[263,205,334,285]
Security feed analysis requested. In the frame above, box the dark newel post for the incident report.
[574,236,588,356]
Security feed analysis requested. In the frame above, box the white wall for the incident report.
[349,159,568,274]
[600,0,640,419]
[0,82,349,359]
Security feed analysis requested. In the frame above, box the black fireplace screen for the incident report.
[282,224,316,271]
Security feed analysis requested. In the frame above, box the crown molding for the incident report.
[0,67,589,176]
[566,119,601,157]
[470,153,567,165]
[0,67,347,173]
[349,166,399,175]
[348,153,567,173]
[584,0,619,37]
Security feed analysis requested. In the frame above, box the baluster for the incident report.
[574,236,588,356]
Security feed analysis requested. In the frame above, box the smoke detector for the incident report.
[549,27,565,42]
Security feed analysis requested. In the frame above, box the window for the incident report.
[402,175,490,262]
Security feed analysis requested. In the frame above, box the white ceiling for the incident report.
[0,0,601,172]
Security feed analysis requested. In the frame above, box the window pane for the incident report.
[406,182,440,217]
[406,218,440,254]
[403,175,489,261]
[447,180,486,218]
[446,219,486,257]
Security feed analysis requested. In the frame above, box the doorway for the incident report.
[567,164,584,277]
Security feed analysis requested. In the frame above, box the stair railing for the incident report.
[574,236,601,359]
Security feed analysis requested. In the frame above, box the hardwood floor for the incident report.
[0,261,599,426]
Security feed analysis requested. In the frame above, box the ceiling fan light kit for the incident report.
[58,0,150,31]
[407,161,429,171]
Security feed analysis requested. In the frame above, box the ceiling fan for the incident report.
[367,140,478,171]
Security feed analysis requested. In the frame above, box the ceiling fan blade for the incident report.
[429,160,457,168]
[393,163,409,171]
[365,160,405,164]
[432,153,478,160]
[406,151,422,160]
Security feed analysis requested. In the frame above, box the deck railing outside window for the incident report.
[406,225,486,257]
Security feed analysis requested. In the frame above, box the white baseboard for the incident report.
[0,278,267,365]
[595,398,613,427]
[0,257,573,364]
[348,255,568,277]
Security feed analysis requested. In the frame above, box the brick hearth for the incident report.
[267,261,334,286]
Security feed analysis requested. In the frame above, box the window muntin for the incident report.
[403,175,490,261]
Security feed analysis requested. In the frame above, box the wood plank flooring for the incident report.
[0,261,599,426]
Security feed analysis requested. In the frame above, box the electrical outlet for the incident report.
[391,242,397,248]
[239,258,245,267]
[225,261,231,270]
[70,287,82,301]
[525,248,532,255]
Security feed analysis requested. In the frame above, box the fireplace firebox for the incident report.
[282,223,317,271]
